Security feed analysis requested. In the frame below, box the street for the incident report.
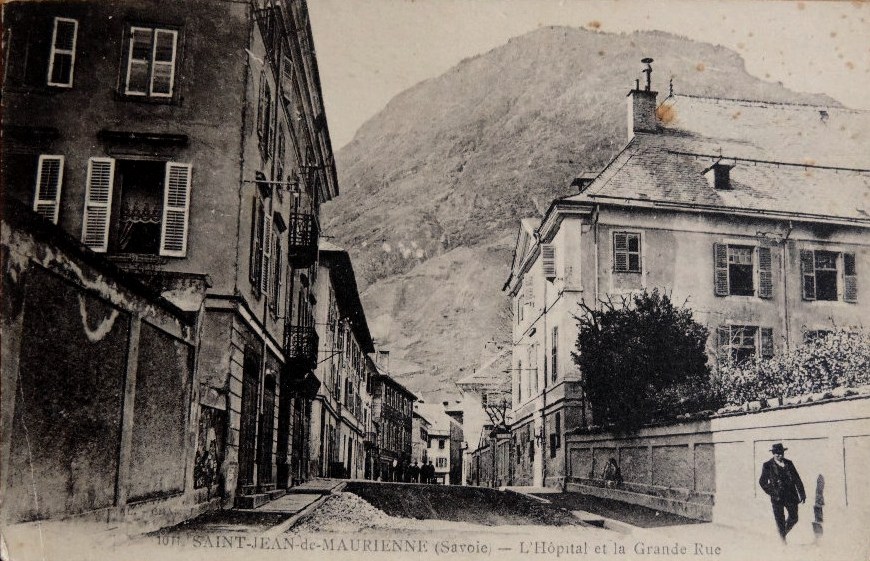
[3,481,851,561]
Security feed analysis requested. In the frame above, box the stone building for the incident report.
[411,409,432,470]
[309,243,375,479]
[504,64,870,488]
[1,0,339,516]
[371,361,416,481]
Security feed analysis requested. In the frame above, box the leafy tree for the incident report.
[572,289,713,433]
[715,328,870,405]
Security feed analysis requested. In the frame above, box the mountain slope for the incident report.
[322,26,836,400]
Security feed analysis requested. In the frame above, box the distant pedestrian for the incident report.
[759,443,806,543]
[602,458,623,488]
[409,461,420,483]
[424,461,435,484]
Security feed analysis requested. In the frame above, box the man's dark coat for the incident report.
[759,458,806,504]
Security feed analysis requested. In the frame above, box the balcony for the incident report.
[363,431,378,448]
[286,213,319,266]
[285,325,319,370]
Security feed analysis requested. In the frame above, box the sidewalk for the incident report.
[506,486,857,561]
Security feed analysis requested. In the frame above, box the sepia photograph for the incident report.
[1,0,868,560]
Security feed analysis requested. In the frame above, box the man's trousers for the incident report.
[772,501,799,540]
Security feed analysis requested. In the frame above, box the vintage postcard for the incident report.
[1,1,868,560]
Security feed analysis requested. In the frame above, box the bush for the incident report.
[572,289,715,433]
[715,329,870,405]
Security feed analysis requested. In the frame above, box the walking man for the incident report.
[759,443,806,542]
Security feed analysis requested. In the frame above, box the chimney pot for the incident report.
[627,58,658,140]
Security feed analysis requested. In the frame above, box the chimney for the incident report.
[627,57,658,140]
[376,350,390,371]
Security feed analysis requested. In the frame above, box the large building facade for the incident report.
[504,68,870,488]
[371,367,416,481]
[1,0,339,519]
[309,244,375,480]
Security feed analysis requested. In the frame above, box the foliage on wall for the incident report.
[715,328,870,405]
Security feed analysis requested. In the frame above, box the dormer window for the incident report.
[705,162,735,190]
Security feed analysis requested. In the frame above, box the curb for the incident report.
[260,481,347,537]
[260,494,330,538]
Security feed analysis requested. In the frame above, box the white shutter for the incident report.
[82,157,115,252]
[542,244,556,280]
[33,155,64,224]
[160,162,192,257]
[261,212,273,294]
[150,29,177,97]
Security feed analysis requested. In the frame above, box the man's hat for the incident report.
[770,443,787,454]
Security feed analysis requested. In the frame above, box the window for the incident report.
[437,457,447,468]
[727,245,753,295]
[803,330,832,344]
[542,244,557,280]
[81,158,191,256]
[276,129,285,185]
[713,243,773,298]
[47,18,77,87]
[718,325,774,365]
[438,439,445,450]
[249,198,264,291]
[257,75,273,158]
[270,235,281,313]
[516,360,522,403]
[801,249,857,303]
[613,232,641,272]
[551,326,558,382]
[33,155,64,224]
[124,26,178,97]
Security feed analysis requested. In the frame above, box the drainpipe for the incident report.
[540,274,548,488]
[781,221,794,351]
[583,205,601,429]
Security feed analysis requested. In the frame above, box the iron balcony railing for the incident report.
[285,325,319,370]
[286,213,319,264]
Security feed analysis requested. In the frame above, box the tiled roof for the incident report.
[567,95,870,223]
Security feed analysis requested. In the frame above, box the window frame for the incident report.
[718,324,774,365]
[801,248,858,303]
[47,17,78,88]
[123,25,179,99]
[613,231,642,273]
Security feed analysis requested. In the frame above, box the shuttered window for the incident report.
[757,246,773,299]
[159,162,192,256]
[844,253,858,303]
[124,26,178,97]
[261,212,272,295]
[257,75,272,158]
[47,18,77,87]
[250,198,263,291]
[541,244,557,279]
[82,157,115,252]
[613,232,641,272]
[33,155,64,224]
[801,249,856,303]
[714,243,758,296]
[270,236,282,314]
[551,326,558,382]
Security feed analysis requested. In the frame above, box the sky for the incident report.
[307,0,870,150]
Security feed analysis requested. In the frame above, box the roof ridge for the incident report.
[665,149,870,173]
[670,93,862,113]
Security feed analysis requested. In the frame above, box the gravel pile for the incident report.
[289,492,419,533]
